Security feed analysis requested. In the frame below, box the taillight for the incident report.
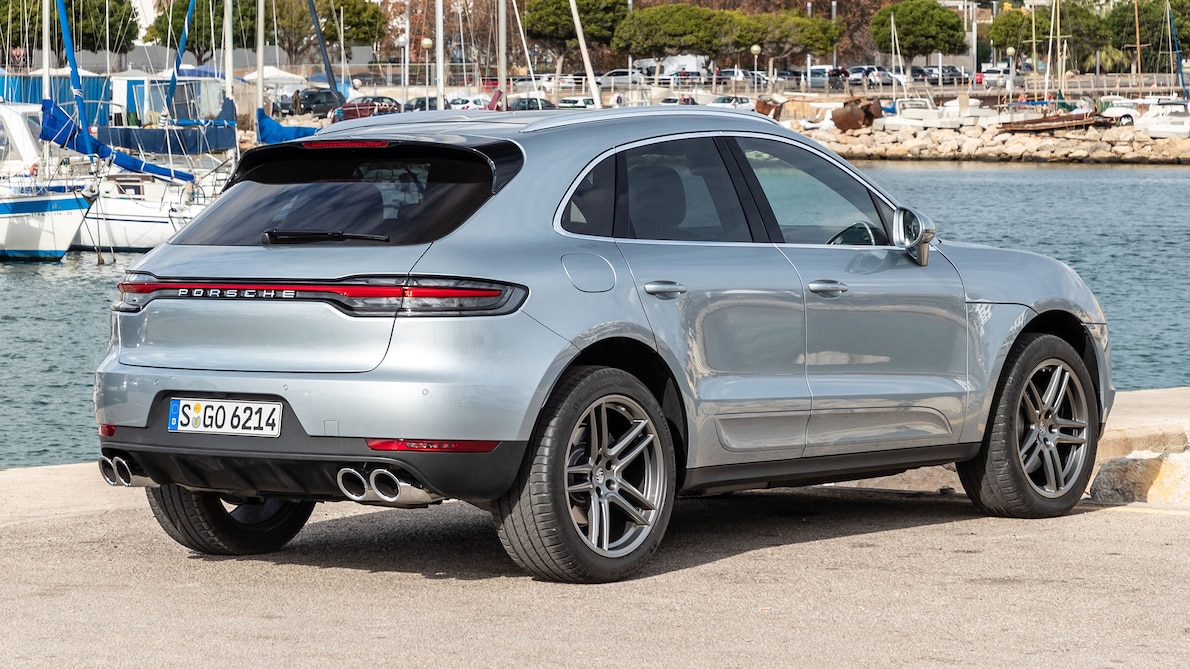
[113,273,526,317]
[98,424,117,437]
[366,438,500,453]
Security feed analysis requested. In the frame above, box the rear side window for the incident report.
[172,145,495,246]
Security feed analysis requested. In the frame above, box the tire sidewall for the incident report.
[536,367,677,581]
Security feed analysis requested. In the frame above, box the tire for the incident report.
[146,484,315,555]
[494,366,676,583]
[957,333,1098,518]
[1119,115,1134,126]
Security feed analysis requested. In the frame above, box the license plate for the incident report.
[168,398,282,437]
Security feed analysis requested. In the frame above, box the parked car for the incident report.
[718,68,768,87]
[507,96,557,111]
[706,95,754,111]
[558,96,597,109]
[95,107,1112,584]
[848,65,894,86]
[403,96,451,112]
[891,65,928,85]
[595,69,646,88]
[449,94,492,110]
[807,66,848,89]
[943,65,971,84]
[332,95,401,122]
[293,88,345,118]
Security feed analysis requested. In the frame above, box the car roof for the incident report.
[315,107,784,150]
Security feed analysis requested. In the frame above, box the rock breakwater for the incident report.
[799,124,1190,164]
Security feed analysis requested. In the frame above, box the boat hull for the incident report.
[0,192,90,261]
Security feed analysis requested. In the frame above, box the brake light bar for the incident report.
[301,140,390,149]
[114,275,526,317]
[366,438,500,453]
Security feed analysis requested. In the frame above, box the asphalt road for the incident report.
[2,463,1189,668]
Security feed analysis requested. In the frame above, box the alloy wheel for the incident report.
[564,395,667,558]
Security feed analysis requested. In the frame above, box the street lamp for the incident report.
[421,37,434,94]
[750,44,761,93]
[1006,46,1016,98]
[396,35,408,108]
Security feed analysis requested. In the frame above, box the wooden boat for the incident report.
[998,111,1114,133]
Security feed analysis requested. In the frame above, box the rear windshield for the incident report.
[172,145,495,246]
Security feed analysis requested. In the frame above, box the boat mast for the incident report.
[41,0,50,170]
[1170,0,1189,99]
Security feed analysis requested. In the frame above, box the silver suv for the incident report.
[96,108,1113,582]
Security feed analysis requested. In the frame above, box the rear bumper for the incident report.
[99,405,529,502]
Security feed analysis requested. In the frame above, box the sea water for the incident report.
[2,163,1187,468]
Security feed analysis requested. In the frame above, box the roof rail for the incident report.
[519,106,782,134]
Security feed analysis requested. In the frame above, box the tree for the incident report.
[870,0,967,60]
[611,3,720,64]
[1059,3,1110,75]
[1106,0,1190,74]
[754,9,843,67]
[319,0,387,54]
[0,0,138,66]
[144,0,260,65]
[987,8,1050,55]
[524,0,627,81]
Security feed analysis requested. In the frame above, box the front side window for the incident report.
[620,138,752,243]
[735,137,890,246]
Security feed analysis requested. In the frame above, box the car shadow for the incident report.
[210,486,1003,581]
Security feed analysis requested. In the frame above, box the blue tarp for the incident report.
[98,98,237,154]
[256,108,318,144]
[0,76,110,124]
[40,99,195,182]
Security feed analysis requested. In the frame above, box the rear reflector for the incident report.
[366,438,500,453]
[98,424,117,437]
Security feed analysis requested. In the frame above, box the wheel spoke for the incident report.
[586,494,602,546]
[607,419,647,458]
[615,478,656,514]
[608,491,650,526]
[616,432,654,469]
[1023,379,1044,419]
[1019,427,1043,473]
[1041,365,1072,414]
[1040,444,1064,492]
[596,403,611,457]
[598,497,612,550]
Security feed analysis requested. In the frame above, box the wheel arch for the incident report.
[567,337,690,489]
[1019,309,1111,428]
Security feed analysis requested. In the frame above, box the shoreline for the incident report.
[798,123,1190,164]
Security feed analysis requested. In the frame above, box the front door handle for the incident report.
[644,281,688,299]
[808,280,849,297]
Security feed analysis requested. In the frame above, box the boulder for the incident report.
[1090,451,1190,505]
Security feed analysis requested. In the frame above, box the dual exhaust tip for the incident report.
[98,455,154,488]
[336,467,442,508]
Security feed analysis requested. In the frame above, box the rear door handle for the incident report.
[808,280,849,297]
[644,281,688,299]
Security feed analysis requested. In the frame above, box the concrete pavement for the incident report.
[1,387,1188,667]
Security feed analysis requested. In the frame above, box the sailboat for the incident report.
[0,0,90,260]
[38,0,237,253]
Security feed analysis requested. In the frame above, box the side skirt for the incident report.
[681,442,981,495]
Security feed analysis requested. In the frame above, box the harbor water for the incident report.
[2,163,1188,468]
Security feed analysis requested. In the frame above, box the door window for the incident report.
[735,137,890,246]
[619,138,753,243]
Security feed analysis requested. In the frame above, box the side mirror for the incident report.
[893,207,936,266]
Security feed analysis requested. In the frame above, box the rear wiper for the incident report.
[263,229,390,244]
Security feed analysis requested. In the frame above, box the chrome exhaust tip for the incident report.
[369,469,444,506]
[369,469,404,504]
[336,467,376,502]
[98,456,120,486]
[111,456,154,487]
